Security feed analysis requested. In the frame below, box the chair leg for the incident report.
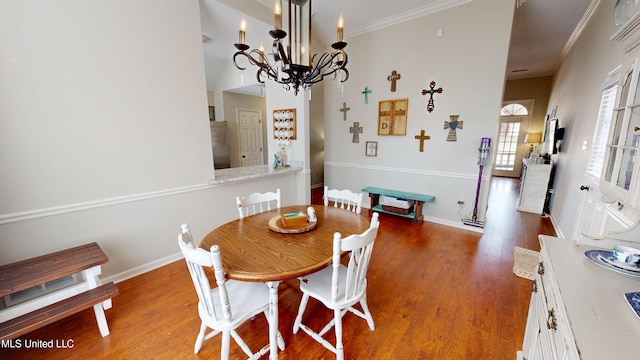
[292,293,310,334]
[334,308,344,360]
[359,296,375,331]
[221,331,231,360]
[194,322,207,353]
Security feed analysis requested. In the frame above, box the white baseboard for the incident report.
[102,252,184,284]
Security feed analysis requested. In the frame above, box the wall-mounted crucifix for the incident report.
[414,130,431,152]
[362,86,372,104]
[350,122,363,143]
[387,70,401,92]
[340,102,351,121]
[444,115,463,141]
[421,81,443,113]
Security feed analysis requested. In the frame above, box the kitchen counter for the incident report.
[208,164,300,185]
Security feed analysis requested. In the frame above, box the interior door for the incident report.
[237,109,264,166]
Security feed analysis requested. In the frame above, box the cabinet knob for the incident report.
[537,262,545,275]
[532,279,538,293]
[580,185,590,191]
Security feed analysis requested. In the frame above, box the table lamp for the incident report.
[524,132,542,157]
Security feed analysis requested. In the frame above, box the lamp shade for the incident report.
[524,132,542,144]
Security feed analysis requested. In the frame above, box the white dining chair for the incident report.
[178,224,285,359]
[292,213,380,360]
[236,189,281,218]
[324,186,363,214]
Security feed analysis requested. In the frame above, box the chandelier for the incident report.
[233,0,348,95]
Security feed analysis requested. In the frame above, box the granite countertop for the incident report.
[208,164,300,185]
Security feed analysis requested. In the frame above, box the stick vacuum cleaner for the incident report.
[463,137,491,228]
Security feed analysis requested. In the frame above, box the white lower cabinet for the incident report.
[518,235,640,360]
[519,251,575,360]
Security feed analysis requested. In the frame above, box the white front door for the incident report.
[493,116,529,177]
[237,109,264,166]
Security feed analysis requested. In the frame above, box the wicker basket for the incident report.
[381,204,414,215]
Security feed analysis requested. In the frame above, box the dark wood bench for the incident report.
[362,187,435,224]
[0,242,119,340]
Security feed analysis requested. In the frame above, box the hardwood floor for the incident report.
[0,177,555,359]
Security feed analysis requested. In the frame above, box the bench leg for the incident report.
[82,266,112,309]
[83,266,112,335]
[93,303,110,337]
[413,201,425,224]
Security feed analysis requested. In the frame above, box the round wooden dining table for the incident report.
[199,204,370,359]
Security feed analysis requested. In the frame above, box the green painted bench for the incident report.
[362,187,435,224]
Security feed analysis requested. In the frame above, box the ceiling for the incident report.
[199,0,596,95]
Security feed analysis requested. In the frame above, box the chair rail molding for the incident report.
[324,161,481,181]
[0,183,212,225]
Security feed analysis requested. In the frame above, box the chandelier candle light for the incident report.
[233,0,349,95]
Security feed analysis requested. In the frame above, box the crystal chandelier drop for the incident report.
[233,0,348,95]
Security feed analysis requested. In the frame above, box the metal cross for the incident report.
[421,81,443,113]
[414,130,431,152]
[387,70,401,92]
[350,122,363,143]
[340,102,351,121]
[361,86,372,104]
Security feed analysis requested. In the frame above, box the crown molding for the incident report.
[321,0,473,45]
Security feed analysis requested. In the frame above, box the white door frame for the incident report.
[492,99,535,177]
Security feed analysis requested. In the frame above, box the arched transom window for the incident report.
[501,103,529,116]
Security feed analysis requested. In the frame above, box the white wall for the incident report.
[323,0,514,229]
[0,0,300,279]
[545,0,640,238]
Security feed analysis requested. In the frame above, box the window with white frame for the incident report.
[586,66,621,179]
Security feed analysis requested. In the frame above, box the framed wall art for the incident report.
[366,141,378,156]
[378,98,408,136]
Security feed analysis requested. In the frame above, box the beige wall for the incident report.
[503,76,553,135]
[323,0,514,229]
[0,1,302,280]
[545,0,626,238]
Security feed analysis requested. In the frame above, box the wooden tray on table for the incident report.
[268,214,317,233]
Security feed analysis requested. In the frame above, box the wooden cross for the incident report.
[414,130,431,152]
[387,70,401,92]
[421,81,443,113]
[350,122,363,143]
[444,115,463,141]
[361,86,372,104]
[340,102,350,121]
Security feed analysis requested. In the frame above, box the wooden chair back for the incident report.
[236,189,281,218]
[324,186,363,214]
[332,212,379,303]
[178,224,230,322]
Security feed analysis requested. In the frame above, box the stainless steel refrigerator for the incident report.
[210,121,230,169]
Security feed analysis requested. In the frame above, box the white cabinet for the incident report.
[517,159,552,214]
[518,235,640,360]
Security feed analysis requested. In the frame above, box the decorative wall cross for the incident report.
[414,130,431,152]
[350,122,363,143]
[387,70,401,92]
[361,86,372,104]
[421,81,443,113]
[340,102,351,121]
[444,115,463,141]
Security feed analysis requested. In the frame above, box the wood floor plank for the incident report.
[0,177,555,359]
